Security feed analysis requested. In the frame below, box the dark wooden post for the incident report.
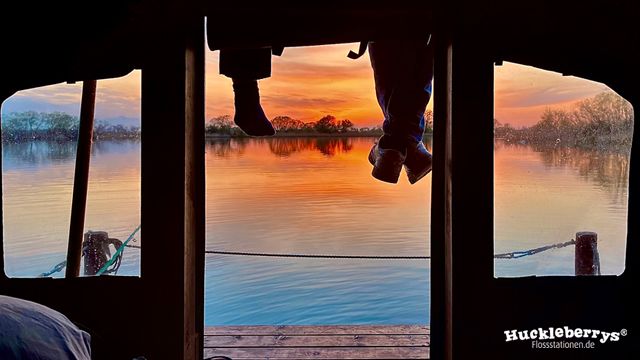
[431,32,453,360]
[575,231,601,275]
[66,79,97,278]
[82,231,108,276]
[140,17,204,360]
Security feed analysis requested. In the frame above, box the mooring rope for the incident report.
[39,235,577,276]
[204,250,429,259]
[493,239,576,259]
[199,239,575,260]
[39,260,68,277]
[124,239,576,260]
[96,225,141,276]
[38,226,141,277]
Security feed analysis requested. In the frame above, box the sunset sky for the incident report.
[1,43,613,128]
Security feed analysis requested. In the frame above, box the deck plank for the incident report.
[205,334,430,347]
[205,325,429,336]
[204,325,430,359]
[204,346,429,359]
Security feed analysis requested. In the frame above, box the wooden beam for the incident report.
[430,31,453,360]
[140,17,204,360]
[448,36,495,359]
[184,17,206,360]
[66,79,97,278]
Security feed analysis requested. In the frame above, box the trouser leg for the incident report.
[219,48,272,80]
[368,39,434,146]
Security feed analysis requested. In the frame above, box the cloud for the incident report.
[205,45,379,124]
[261,94,352,113]
[494,62,612,126]
[2,71,142,120]
[495,62,610,108]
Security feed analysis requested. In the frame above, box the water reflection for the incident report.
[207,136,434,159]
[2,139,142,170]
[207,137,356,158]
[2,141,77,169]
[495,141,630,204]
[270,137,353,157]
[1,137,630,320]
[494,140,629,276]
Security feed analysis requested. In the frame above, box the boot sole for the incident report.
[372,164,402,184]
[369,145,404,184]
[406,164,432,184]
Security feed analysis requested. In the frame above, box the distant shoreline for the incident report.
[205,132,380,139]
[204,132,434,139]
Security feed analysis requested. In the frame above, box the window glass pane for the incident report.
[2,70,141,278]
[494,62,632,277]
[83,71,141,277]
[2,82,82,277]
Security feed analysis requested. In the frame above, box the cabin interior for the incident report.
[1,1,638,359]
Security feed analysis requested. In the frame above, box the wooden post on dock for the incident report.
[575,232,600,275]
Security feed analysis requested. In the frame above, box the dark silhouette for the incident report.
[367,40,433,184]
[219,40,434,184]
[219,48,277,136]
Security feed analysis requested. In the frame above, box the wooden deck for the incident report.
[204,325,430,359]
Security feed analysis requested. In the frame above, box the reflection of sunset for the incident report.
[204,137,432,260]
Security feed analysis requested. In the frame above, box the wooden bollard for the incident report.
[82,231,109,276]
[82,231,122,276]
[575,232,601,275]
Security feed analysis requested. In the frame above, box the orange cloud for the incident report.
[205,43,384,126]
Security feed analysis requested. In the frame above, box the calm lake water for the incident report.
[1,137,630,325]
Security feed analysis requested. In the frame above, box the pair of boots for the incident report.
[368,135,433,184]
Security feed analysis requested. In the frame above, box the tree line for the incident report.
[1,111,140,141]
[205,114,362,136]
[495,92,634,150]
[205,111,434,137]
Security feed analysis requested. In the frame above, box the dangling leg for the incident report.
[368,39,434,183]
[220,48,275,136]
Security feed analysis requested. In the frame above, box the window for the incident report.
[494,62,632,277]
[2,71,141,277]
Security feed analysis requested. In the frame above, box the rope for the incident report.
[494,239,576,259]
[39,260,67,277]
[96,225,141,276]
[40,233,576,276]
[122,239,576,260]
[204,250,430,260]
